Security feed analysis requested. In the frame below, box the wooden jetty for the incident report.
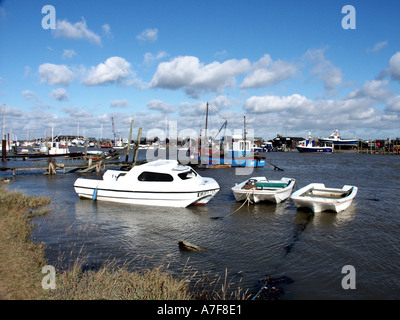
[0,123,143,176]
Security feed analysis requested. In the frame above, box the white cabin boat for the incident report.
[73,159,220,207]
[231,177,296,204]
[290,183,357,213]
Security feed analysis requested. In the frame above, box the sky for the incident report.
[1,0,400,141]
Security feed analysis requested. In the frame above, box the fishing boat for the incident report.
[296,133,333,154]
[73,159,220,207]
[318,129,358,147]
[199,103,265,167]
[231,177,296,203]
[290,183,358,213]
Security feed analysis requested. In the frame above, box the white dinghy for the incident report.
[231,177,296,204]
[74,160,220,208]
[290,183,358,213]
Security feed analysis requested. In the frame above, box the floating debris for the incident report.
[178,240,206,252]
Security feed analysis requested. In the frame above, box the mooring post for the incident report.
[132,127,142,167]
[126,120,134,162]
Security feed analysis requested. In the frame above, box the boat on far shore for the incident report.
[296,133,333,154]
[318,129,358,147]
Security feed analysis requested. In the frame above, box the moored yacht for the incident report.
[73,159,220,207]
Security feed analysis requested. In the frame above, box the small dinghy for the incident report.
[290,183,358,213]
[231,177,296,204]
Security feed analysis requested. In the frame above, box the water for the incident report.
[2,151,400,299]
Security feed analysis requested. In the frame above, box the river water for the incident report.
[2,150,400,299]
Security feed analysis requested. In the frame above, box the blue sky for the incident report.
[1,0,400,141]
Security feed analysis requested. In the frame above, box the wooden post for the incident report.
[126,120,134,162]
[132,127,142,167]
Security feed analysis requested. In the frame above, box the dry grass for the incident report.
[0,183,51,299]
[0,182,250,300]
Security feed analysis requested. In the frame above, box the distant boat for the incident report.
[199,104,265,168]
[290,183,358,213]
[73,159,220,207]
[232,177,296,204]
[296,133,333,154]
[318,129,358,146]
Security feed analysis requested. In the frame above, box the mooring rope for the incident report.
[226,191,253,217]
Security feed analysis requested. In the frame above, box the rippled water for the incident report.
[2,151,400,299]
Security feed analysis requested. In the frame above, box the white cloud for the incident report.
[367,41,388,53]
[110,99,129,108]
[22,90,40,102]
[50,88,69,101]
[38,63,75,86]
[102,24,112,37]
[150,56,250,98]
[147,99,177,113]
[347,80,391,100]
[244,94,311,113]
[82,57,132,86]
[53,18,101,45]
[388,52,400,81]
[136,28,158,42]
[144,51,168,65]
[386,95,400,113]
[62,49,76,60]
[304,48,343,93]
[241,54,298,88]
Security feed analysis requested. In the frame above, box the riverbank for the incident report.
[0,182,247,300]
[0,182,194,300]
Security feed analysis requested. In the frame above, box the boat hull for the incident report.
[296,146,333,154]
[231,177,296,203]
[200,156,266,167]
[290,183,357,213]
[74,177,220,208]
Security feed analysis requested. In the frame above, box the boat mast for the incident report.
[205,102,209,145]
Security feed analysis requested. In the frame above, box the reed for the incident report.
[0,182,250,300]
[0,182,51,299]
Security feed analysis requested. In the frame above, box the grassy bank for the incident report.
[0,182,247,300]
[0,182,51,299]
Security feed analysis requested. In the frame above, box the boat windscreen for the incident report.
[178,170,197,180]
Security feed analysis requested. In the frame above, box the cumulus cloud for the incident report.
[53,18,101,45]
[38,63,75,86]
[244,94,311,113]
[82,57,132,86]
[385,95,400,113]
[147,99,177,113]
[110,99,129,108]
[144,51,168,65]
[241,54,298,88]
[50,88,69,101]
[62,49,76,60]
[22,90,40,102]
[150,56,250,98]
[304,48,343,93]
[347,80,391,100]
[387,52,400,81]
[136,28,158,42]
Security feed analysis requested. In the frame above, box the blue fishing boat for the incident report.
[296,133,333,154]
[318,129,358,147]
[199,107,265,167]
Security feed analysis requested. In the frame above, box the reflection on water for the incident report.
[2,151,400,299]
